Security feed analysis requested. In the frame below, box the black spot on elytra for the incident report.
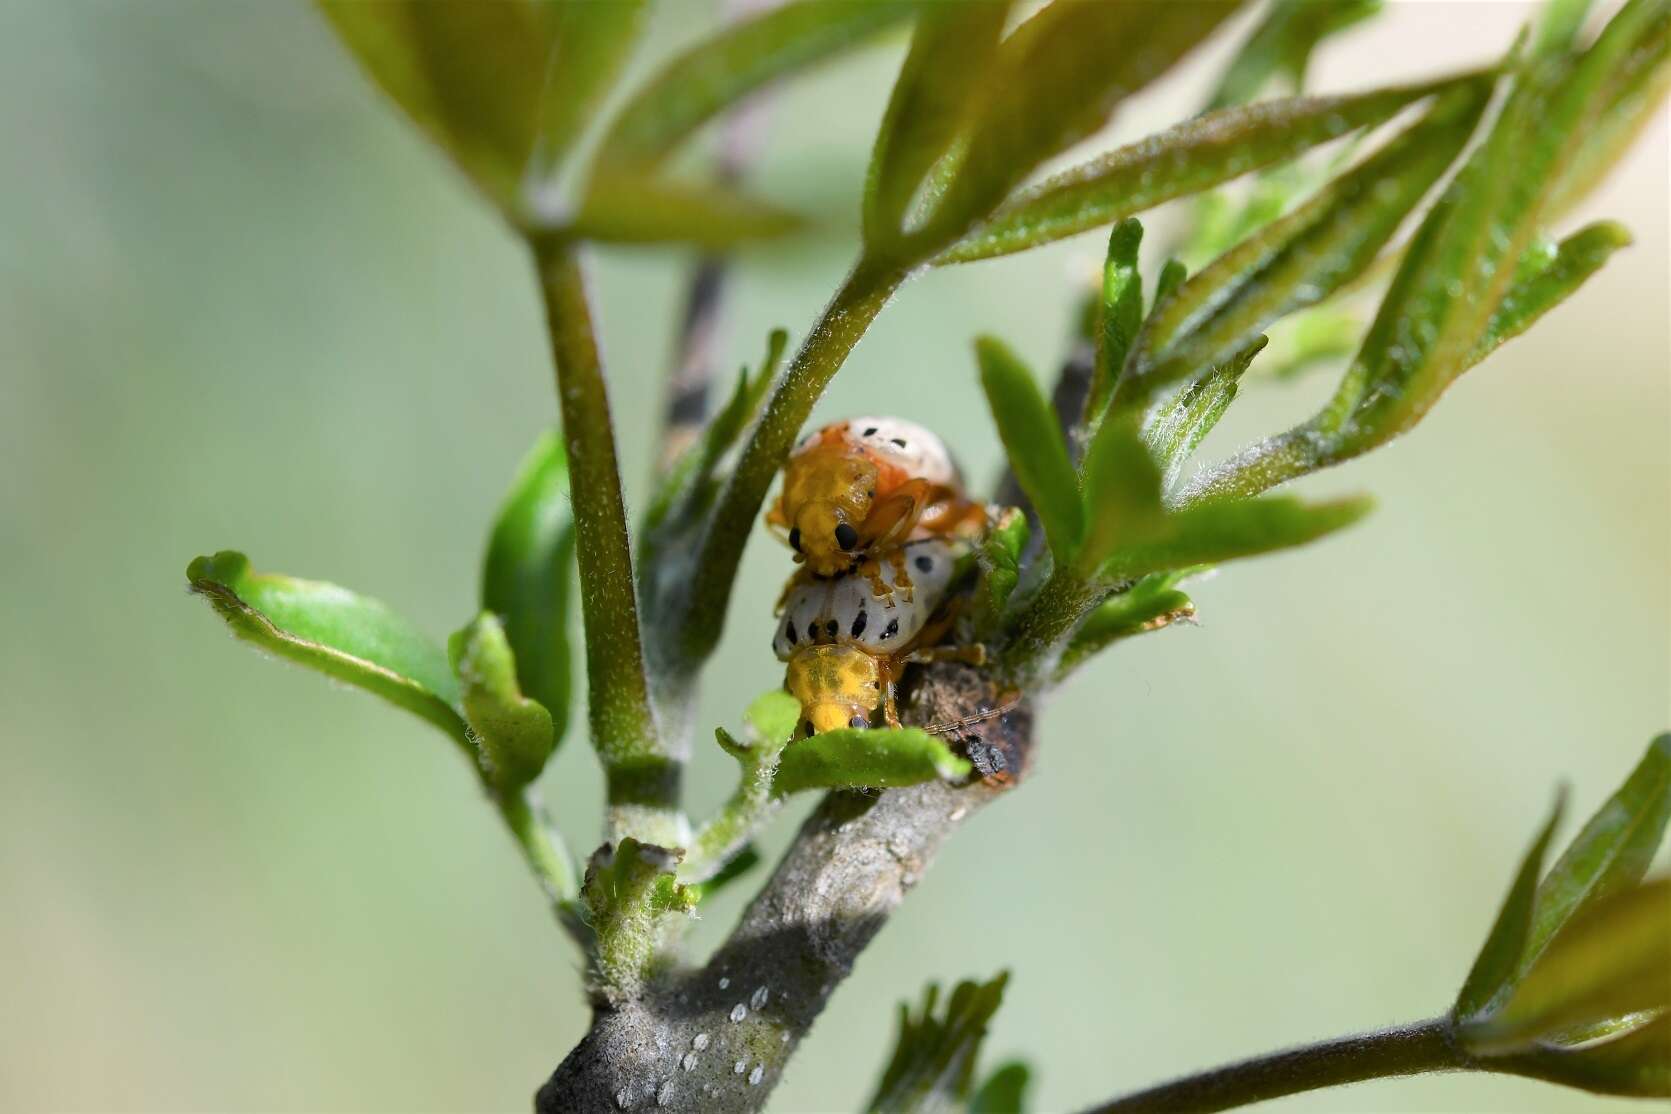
[862,426,878,436]
[915,555,933,573]
[785,620,798,646]
[881,617,900,640]
[850,609,867,638]
[891,437,908,448]
[825,619,839,639]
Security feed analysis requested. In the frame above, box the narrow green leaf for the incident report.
[1084,406,1370,580]
[746,688,802,749]
[1085,219,1145,425]
[1534,0,1598,61]
[1331,1,1662,449]
[1548,1,1670,217]
[1472,221,1633,366]
[1151,258,1189,312]
[970,1061,1033,1114]
[591,0,919,171]
[1118,78,1492,410]
[571,173,804,248]
[1077,414,1168,576]
[187,551,464,742]
[482,431,575,746]
[1492,1008,1670,1098]
[1058,572,1198,678]
[864,1,1010,249]
[920,0,1241,252]
[977,336,1084,564]
[1096,493,1373,582]
[1456,792,1568,1021]
[1525,734,1671,968]
[1143,337,1268,489]
[866,973,1010,1113]
[774,728,970,795]
[317,0,552,209]
[1208,0,1383,109]
[1466,880,1671,1052]
[449,613,556,789]
[937,75,1470,264]
[1184,0,1665,503]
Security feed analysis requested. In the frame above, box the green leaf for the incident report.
[591,0,919,171]
[1184,0,1665,503]
[864,1,1010,250]
[774,728,971,795]
[187,551,464,742]
[1465,880,1671,1053]
[1098,494,1373,582]
[1455,792,1568,1021]
[1151,258,1189,311]
[482,431,575,747]
[448,614,556,790]
[1077,413,1168,575]
[1117,78,1492,410]
[977,336,1084,564]
[866,973,1010,1113]
[1143,337,1268,489]
[1471,221,1633,366]
[746,688,802,750]
[1492,1008,1670,1098]
[318,0,552,209]
[937,76,1470,264]
[970,1061,1033,1114]
[317,0,645,217]
[1085,219,1145,426]
[1534,0,1597,60]
[1547,0,1670,217]
[920,0,1242,253]
[1207,0,1383,109]
[570,173,804,248]
[1058,571,1198,678]
[1525,734,1671,971]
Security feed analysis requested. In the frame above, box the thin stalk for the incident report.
[496,788,580,910]
[1087,1017,1469,1114]
[672,258,907,669]
[534,240,681,841]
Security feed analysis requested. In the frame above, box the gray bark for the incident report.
[537,664,1035,1112]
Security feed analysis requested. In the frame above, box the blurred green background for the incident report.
[2,2,1666,1112]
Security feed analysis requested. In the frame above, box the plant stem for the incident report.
[672,259,907,669]
[1087,1017,1469,1114]
[534,239,681,839]
[496,787,580,909]
[999,566,1107,686]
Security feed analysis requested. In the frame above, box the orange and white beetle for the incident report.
[774,538,981,735]
[766,417,987,585]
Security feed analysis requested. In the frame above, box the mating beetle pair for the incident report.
[766,417,988,738]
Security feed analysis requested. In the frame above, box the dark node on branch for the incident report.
[906,662,1035,788]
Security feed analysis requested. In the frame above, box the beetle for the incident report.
[773,538,981,735]
[766,417,987,588]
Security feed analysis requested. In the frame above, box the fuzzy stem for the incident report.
[999,566,1107,686]
[670,259,907,670]
[1087,1018,1469,1114]
[534,240,680,839]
